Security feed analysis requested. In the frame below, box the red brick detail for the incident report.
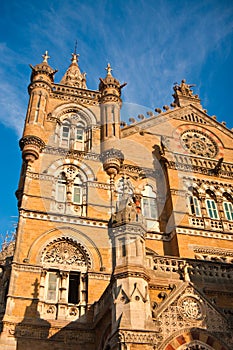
[176,335,186,345]
[165,345,175,350]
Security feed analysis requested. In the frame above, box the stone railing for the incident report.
[169,154,233,179]
[151,255,233,283]
[189,217,233,232]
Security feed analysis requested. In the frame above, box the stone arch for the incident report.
[159,328,229,350]
[51,102,97,126]
[45,157,95,181]
[41,236,92,270]
[25,226,104,271]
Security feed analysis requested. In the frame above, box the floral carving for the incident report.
[178,296,203,320]
[42,239,91,268]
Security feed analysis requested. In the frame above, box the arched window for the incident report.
[59,116,90,151]
[40,239,90,320]
[205,190,219,219]
[73,176,82,204]
[141,185,157,219]
[188,188,201,216]
[56,173,66,202]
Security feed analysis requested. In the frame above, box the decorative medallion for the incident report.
[41,239,91,268]
[178,296,203,321]
[181,130,218,158]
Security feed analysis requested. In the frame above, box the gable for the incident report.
[152,282,231,349]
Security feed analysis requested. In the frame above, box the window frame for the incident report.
[61,124,70,147]
[205,198,219,219]
[223,201,233,221]
[188,195,201,217]
[56,175,67,202]
[141,185,158,220]
[46,271,59,302]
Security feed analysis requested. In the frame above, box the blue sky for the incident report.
[0,0,233,244]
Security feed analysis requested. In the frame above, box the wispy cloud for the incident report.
[1,0,233,134]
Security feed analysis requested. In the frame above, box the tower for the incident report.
[0,52,233,350]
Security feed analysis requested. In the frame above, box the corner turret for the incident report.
[99,64,126,188]
[21,52,57,165]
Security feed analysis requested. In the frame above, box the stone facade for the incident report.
[0,51,233,350]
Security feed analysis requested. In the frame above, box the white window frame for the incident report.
[46,272,59,302]
[141,185,157,220]
[72,176,82,204]
[76,127,84,142]
[61,124,70,147]
[205,198,219,219]
[223,201,233,221]
[56,176,66,202]
[188,195,201,217]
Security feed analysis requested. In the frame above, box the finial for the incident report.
[74,40,78,54]
[105,63,113,76]
[71,52,79,63]
[42,50,50,63]
[71,40,79,63]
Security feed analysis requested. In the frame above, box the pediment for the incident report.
[121,104,233,142]
[152,282,230,344]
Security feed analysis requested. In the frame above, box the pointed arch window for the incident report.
[205,190,219,219]
[188,188,201,217]
[141,185,157,219]
[188,195,201,216]
[56,173,66,202]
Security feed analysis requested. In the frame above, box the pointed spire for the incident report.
[60,50,87,89]
[42,50,50,63]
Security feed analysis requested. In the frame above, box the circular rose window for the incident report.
[181,130,218,158]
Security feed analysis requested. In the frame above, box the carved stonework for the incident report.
[181,130,218,158]
[178,296,203,321]
[177,341,214,350]
[41,238,91,269]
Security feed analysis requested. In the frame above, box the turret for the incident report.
[99,63,126,146]
[110,197,152,330]
[111,196,147,268]
[99,64,126,187]
[21,51,57,164]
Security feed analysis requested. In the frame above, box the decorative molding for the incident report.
[176,227,233,241]
[168,155,233,179]
[43,146,101,161]
[12,263,42,273]
[192,246,233,257]
[20,209,108,228]
[3,321,95,343]
[41,237,91,268]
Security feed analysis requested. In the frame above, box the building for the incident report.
[0,51,233,350]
